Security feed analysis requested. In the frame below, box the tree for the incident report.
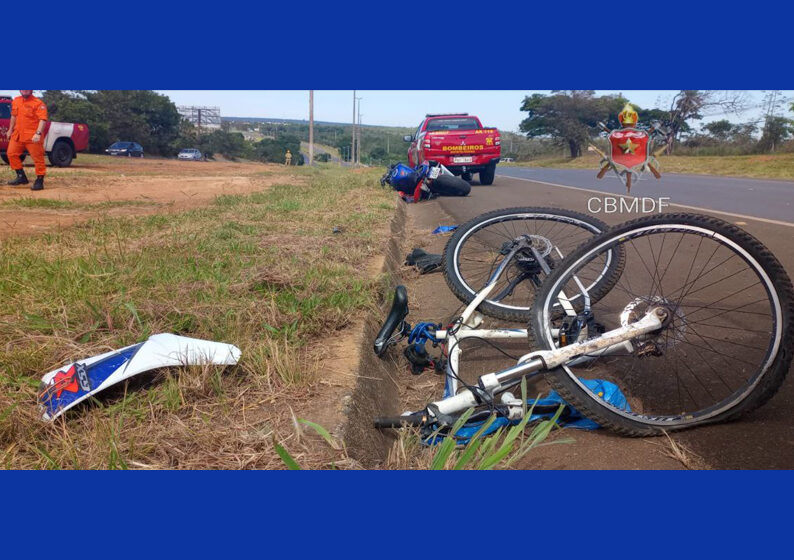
[42,90,183,155]
[757,116,793,153]
[42,90,110,153]
[519,91,626,158]
[703,119,734,141]
[254,134,303,165]
[663,90,749,154]
[89,90,181,155]
[731,123,758,146]
[368,146,387,163]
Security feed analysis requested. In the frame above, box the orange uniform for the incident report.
[8,94,48,176]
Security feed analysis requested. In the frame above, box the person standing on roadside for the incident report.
[285,149,292,166]
[6,90,48,191]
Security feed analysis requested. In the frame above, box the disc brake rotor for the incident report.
[619,296,687,354]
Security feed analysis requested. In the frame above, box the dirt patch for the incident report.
[0,156,298,239]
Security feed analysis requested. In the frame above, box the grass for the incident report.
[274,404,572,471]
[644,432,709,470]
[5,153,279,178]
[1,198,160,210]
[383,381,574,470]
[0,166,394,469]
[2,198,79,209]
[508,151,794,180]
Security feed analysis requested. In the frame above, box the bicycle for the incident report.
[374,212,794,437]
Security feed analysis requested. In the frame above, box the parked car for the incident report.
[404,113,501,185]
[1,95,90,167]
[106,142,144,157]
[178,148,203,161]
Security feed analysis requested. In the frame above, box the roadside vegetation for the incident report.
[505,152,794,181]
[41,90,794,175]
[41,90,306,164]
[0,166,395,469]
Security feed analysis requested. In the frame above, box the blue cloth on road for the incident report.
[432,225,458,234]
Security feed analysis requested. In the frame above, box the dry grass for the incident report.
[643,432,710,470]
[0,165,394,469]
[508,152,794,180]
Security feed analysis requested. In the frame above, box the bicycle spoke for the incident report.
[533,218,785,427]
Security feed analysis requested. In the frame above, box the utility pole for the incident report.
[356,96,362,166]
[309,90,314,166]
[352,90,357,167]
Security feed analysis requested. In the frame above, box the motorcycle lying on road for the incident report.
[380,160,471,202]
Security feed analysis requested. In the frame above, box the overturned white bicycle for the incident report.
[374,211,793,436]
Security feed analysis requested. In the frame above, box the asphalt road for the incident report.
[497,166,794,225]
[424,170,794,468]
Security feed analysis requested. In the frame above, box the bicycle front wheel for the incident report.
[443,207,622,322]
[530,213,794,436]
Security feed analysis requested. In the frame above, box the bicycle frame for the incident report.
[434,239,572,398]
[386,239,662,424]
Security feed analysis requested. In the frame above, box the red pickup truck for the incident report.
[405,113,501,185]
[0,95,90,167]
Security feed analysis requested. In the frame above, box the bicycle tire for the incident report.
[530,213,794,436]
[442,207,623,322]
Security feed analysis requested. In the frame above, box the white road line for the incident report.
[497,174,794,228]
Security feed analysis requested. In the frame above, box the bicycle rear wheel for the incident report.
[530,213,794,436]
[443,207,622,322]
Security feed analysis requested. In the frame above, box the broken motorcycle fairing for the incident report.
[38,333,242,421]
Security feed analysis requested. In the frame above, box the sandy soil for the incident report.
[0,156,297,239]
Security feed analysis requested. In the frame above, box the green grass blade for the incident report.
[430,408,474,470]
[298,418,340,450]
[273,438,301,470]
[430,436,457,470]
[453,414,497,470]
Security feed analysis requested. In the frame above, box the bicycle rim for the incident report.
[447,209,614,317]
[532,215,790,431]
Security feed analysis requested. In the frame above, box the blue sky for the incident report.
[160,90,792,131]
[3,90,791,132]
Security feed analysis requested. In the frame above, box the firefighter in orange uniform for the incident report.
[5,90,48,190]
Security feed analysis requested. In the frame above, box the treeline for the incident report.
[237,120,412,166]
[519,90,794,159]
[41,91,303,164]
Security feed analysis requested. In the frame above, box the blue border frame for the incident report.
[4,3,792,556]
[26,2,794,88]
[2,471,790,555]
